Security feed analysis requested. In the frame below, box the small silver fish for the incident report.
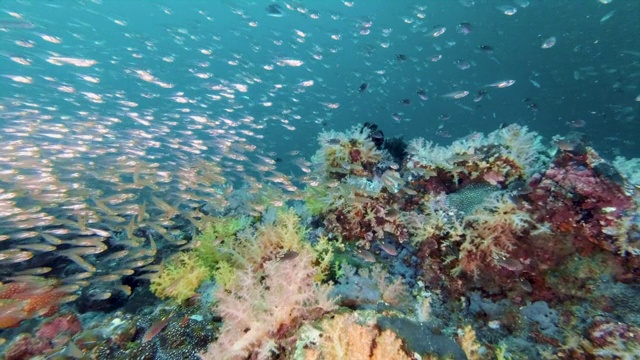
[600,10,615,23]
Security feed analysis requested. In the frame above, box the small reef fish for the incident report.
[378,241,397,256]
[473,89,487,102]
[0,249,33,264]
[541,36,556,49]
[143,312,174,343]
[278,250,299,262]
[508,180,532,195]
[457,22,472,35]
[45,341,84,359]
[355,248,376,262]
[0,20,35,30]
[494,257,523,272]
[442,90,469,99]
[417,88,429,100]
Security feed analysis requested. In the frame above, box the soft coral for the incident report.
[202,248,336,360]
[453,193,533,279]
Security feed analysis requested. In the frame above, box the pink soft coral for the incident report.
[202,248,336,360]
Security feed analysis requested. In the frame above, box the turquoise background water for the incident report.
[0,0,638,182]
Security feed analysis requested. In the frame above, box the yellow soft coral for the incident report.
[240,208,310,264]
[212,260,236,291]
[452,193,533,278]
[457,325,482,360]
[150,252,210,303]
[312,234,336,282]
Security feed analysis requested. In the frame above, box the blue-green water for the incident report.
[1,1,639,359]
[1,0,638,174]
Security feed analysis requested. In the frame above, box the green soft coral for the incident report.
[192,215,250,270]
[212,260,237,291]
[303,185,330,216]
[151,215,250,301]
[150,252,210,303]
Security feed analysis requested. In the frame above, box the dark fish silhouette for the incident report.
[278,250,299,262]
[266,4,284,17]
[395,54,407,61]
[359,83,368,93]
[479,45,494,53]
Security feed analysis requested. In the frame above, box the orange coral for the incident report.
[303,313,412,360]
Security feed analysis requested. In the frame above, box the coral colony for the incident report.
[1,123,640,359]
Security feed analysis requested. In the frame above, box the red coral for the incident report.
[0,280,77,329]
[586,317,640,349]
[4,334,52,360]
[349,148,362,163]
[36,313,82,341]
[325,197,408,248]
[529,149,634,254]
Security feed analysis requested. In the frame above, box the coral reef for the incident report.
[405,124,547,193]
[36,313,82,344]
[331,263,410,309]
[2,123,639,360]
[3,333,52,360]
[295,123,640,358]
[312,124,386,180]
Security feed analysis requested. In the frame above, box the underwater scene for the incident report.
[0,0,639,359]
